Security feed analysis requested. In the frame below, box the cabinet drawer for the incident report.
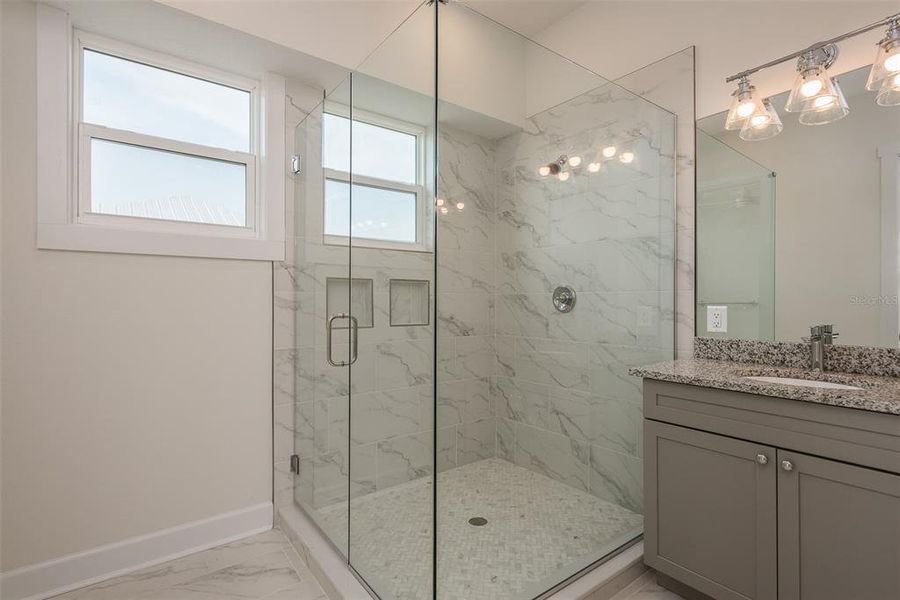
[645,420,777,600]
[643,380,900,473]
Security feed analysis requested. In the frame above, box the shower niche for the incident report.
[279,2,678,598]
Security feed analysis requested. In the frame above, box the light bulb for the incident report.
[456,201,465,210]
[725,77,764,130]
[602,146,617,158]
[812,95,834,109]
[868,21,900,90]
[886,53,900,72]
[558,171,570,181]
[619,152,635,164]
[800,79,824,97]
[436,198,445,207]
[538,165,551,177]
[736,101,757,118]
[567,155,582,167]
[587,162,601,173]
[750,113,770,128]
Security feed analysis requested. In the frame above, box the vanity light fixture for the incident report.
[619,152,635,164]
[798,78,849,125]
[785,45,840,114]
[867,18,900,92]
[567,155,582,167]
[725,77,765,130]
[876,72,900,106]
[587,162,601,173]
[557,171,570,182]
[601,146,617,158]
[739,99,783,141]
[725,12,899,139]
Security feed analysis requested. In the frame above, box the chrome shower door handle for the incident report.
[348,315,359,365]
[326,313,350,367]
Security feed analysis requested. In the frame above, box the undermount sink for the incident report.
[743,376,862,391]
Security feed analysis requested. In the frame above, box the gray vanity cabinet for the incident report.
[776,450,900,600]
[644,420,777,600]
[642,380,900,600]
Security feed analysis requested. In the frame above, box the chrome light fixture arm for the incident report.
[725,12,899,84]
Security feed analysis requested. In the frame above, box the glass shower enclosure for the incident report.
[284,2,676,598]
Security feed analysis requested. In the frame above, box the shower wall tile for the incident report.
[457,418,496,466]
[376,431,433,489]
[589,445,643,514]
[515,424,590,492]
[437,426,458,472]
[496,418,516,462]
[489,75,677,515]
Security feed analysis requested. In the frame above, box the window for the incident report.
[35,10,285,261]
[322,111,427,251]
[77,39,257,232]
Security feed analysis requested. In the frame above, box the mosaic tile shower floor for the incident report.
[315,457,643,600]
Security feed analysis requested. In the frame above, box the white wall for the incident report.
[532,1,897,118]
[1,0,272,573]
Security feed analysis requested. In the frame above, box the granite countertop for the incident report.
[630,358,900,415]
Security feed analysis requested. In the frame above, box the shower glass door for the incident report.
[288,76,353,557]
[347,4,437,599]
[435,3,675,598]
[287,1,679,598]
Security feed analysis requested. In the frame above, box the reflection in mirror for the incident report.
[698,65,900,348]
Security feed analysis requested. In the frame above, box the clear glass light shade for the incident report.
[867,36,900,90]
[786,65,839,112]
[739,99,783,141]
[725,84,764,130]
[798,78,849,125]
[876,72,900,106]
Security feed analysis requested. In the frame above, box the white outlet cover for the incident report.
[707,305,728,333]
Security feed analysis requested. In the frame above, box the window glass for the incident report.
[82,49,251,152]
[324,179,417,242]
[322,113,417,184]
[90,139,247,227]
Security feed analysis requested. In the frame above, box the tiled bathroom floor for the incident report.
[49,529,327,600]
[315,457,644,600]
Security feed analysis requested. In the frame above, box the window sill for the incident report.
[38,223,285,261]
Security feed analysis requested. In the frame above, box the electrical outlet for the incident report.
[707,305,728,333]
[637,305,656,330]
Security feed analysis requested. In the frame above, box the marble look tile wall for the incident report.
[615,48,696,357]
[276,76,681,521]
[436,125,501,472]
[491,81,677,514]
[276,115,503,516]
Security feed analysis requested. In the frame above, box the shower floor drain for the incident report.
[468,517,488,526]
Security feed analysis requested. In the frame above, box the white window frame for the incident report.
[36,4,285,260]
[322,105,430,253]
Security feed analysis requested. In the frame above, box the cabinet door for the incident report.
[777,450,900,600]
[645,420,777,600]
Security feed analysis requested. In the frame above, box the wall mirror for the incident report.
[697,64,900,348]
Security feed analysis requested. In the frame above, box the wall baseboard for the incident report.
[0,502,273,600]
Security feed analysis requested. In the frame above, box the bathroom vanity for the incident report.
[633,358,900,600]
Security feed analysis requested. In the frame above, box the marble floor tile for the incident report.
[49,530,327,600]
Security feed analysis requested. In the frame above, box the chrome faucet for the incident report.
[806,324,838,371]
